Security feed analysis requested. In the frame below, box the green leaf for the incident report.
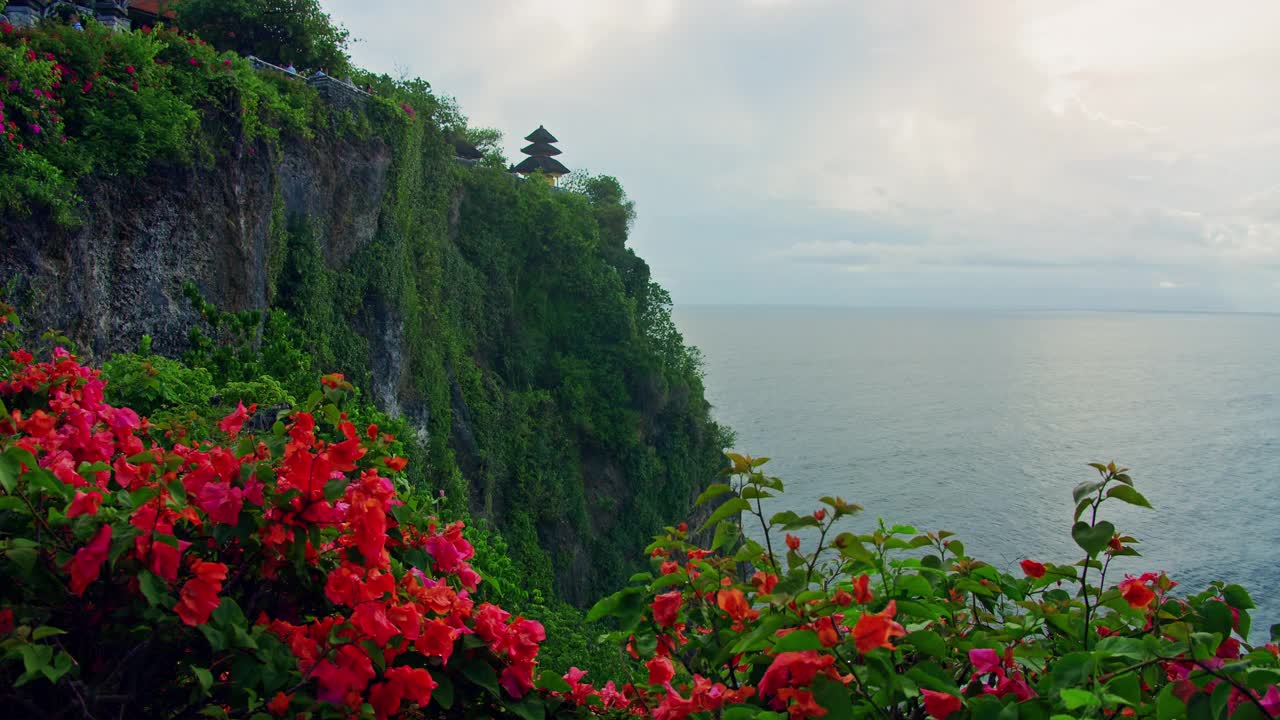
[0,452,18,493]
[1222,584,1255,610]
[694,482,734,507]
[1105,673,1141,707]
[1106,485,1152,509]
[1073,480,1103,504]
[506,694,545,720]
[711,520,740,552]
[32,625,66,640]
[1060,689,1100,711]
[194,667,214,695]
[1198,601,1234,639]
[1071,520,1115,557]
[1094,636,1146,660]
[0,496,25,512]
[698,497,751,534]
[460,660,500,696]
[535,669,572,694]
[812,675,854,720]
[433,673,454,709]
[773,630,823,653]
[138,570,173,607]
[904,629,948,658]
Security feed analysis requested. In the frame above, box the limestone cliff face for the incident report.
[0,134,391,359]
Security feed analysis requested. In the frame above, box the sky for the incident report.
[326,0,1280,311]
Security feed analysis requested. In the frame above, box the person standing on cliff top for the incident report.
[285,62,297,75]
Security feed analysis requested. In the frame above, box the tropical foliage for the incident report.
[1,343,1277,718]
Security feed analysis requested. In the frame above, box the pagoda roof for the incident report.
[513,155,570,176]
[520,142,562,157]
[452,137,484,160]
[524,126,558,143]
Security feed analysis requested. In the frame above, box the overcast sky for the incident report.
[326,0,1280,311]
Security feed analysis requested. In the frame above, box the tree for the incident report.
[561,170,636,247]
[174,0,351,74]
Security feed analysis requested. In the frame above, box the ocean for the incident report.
[674,306,1280,640]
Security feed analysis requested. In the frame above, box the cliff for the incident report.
[0,60,727,604]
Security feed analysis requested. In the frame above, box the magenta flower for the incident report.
[30,124,41,135]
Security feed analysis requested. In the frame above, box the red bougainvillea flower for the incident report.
[66,489,103,518]
[64,523,112,595]
[1119,575,1156,609]
[646,655,675,686]
[266,691,292,717]
[750,570,778,595]
[652,590,682,628]
[175,560,228,625]
[217,400,255,437]
[776,687,827,720]
[369,666,437,720]
[0,607,14,635]
[716,588,758,626]
[785,534,801,551]
[758,651,838,699]
[813,508,827,522]
[853,573,873,604]
[853,600,905,653]
[814,616,840,647]
[385,456,408,472]
[1020,559,1046,578]
[922,689,963,719]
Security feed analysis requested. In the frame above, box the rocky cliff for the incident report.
[0,106,727,604]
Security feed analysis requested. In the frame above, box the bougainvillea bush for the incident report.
[0,347,552,719]
[2,340,1279,719]
[582,457,1280,720]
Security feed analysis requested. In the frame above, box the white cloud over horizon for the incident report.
[326,0,1280,311]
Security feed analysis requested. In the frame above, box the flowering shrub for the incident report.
[2,346,1278,718]
[0,349,553,718]
[581,454,1280,719]
[0,20,318,222]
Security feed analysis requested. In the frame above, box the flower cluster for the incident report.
[2,351,1279,719]
[0,350,544,718]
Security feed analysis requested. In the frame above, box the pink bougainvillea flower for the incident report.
[969,648,1002,675]
[652,590,682,628]
[66,489,103,518]
[217,400,255,437]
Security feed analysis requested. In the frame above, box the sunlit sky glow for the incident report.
[327,0,1280,311]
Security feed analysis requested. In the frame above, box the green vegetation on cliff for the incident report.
[0,15,729,625]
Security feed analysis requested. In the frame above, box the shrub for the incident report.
[0,350,553,718]
[3,348,1278,719]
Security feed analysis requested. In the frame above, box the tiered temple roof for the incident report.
[513,126,569,181]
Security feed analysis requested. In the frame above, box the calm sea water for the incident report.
[675,306,1280,640]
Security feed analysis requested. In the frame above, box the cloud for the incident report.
[327,0,1280,310]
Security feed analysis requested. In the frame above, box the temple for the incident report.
[513,126,570,186]
[1,1,132,29]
